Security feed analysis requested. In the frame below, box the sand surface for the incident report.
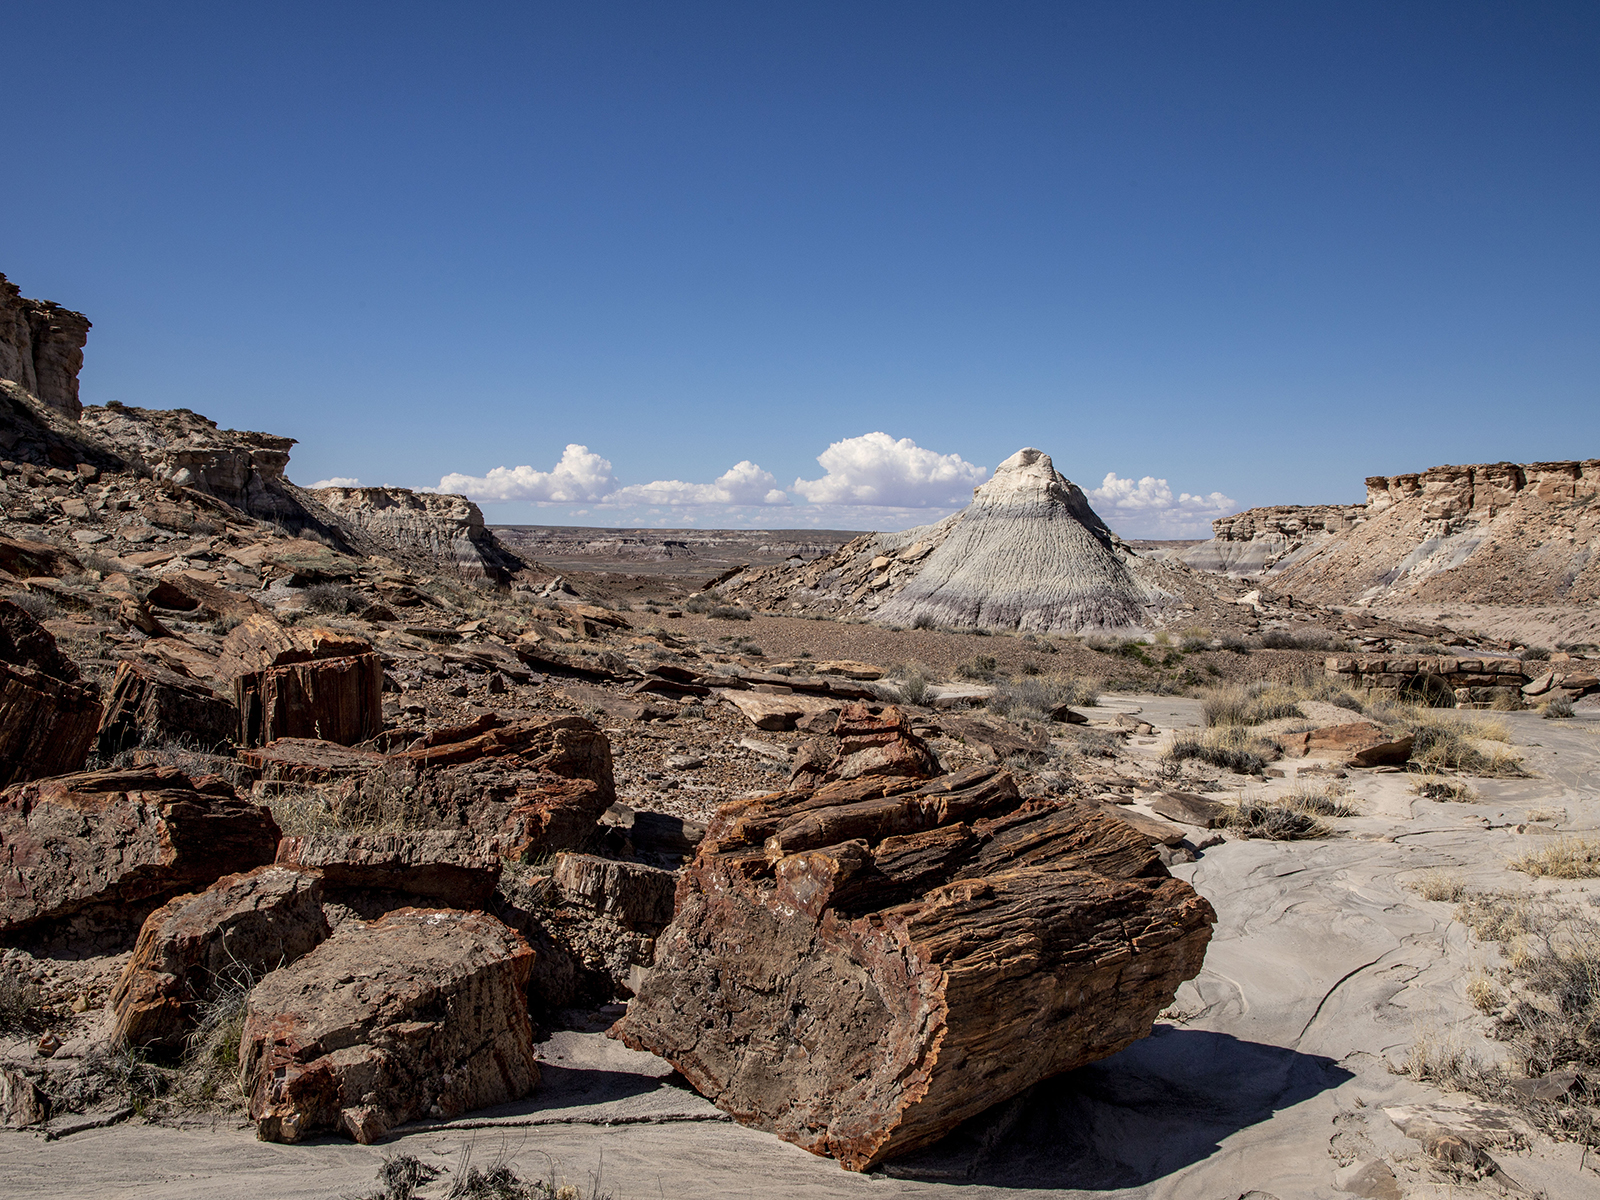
[8,700,1600,1199]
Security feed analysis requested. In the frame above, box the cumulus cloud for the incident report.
[310,476,360,489]
[1088,472,1237,536]
[437,445,618,503]
[609,461,788,506]
[791,433,987,507]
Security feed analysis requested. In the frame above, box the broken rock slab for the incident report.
[274,830,501,908]
[611,765,1215,1171]
[716,687,838,732]
[108,865,329,1052]
[96,658,237,756]
[241,907,539,1144]
[0,597,102,786]
[0,766,280,947]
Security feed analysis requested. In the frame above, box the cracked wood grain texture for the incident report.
[610,764,1215,1171]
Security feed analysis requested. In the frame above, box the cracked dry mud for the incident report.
[8,698,1600,1199]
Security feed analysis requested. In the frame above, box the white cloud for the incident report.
[608,460,789,506]
[791,433,987,507]
[438,445,618,503]
[310,476,360,489]
[1088,472,1237,536]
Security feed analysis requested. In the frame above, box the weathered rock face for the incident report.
[1180,504,1367,576]
[311,486,524,583]
[0,273,90,419]
[109,865,329,1051]
[274,831,501,908]
[79,404,301,522]
[0,598,102,786]
[0,767,280,947]
[611,765,1216,1171]
[824,702,940,782]
[1186,459,1600,606]
[220,615,384,747]
[240,907,539,1144]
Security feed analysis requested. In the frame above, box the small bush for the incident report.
[1402,709,1525,776]
[1466,974,1503,1012]
[1165,726,1270,775]
[1521,646,1552,662]
[911,612,942,631]
[1412,776,1476,802]
[683,595,713,613]
[955,654,999,681]
[0,970,44,1034]
[1202,683,1304,727]
[9,591,59,621]
[1411,871,1469,903]
[1280,781,1359,817]
[1508,837,1600,879]
[301,582,355,615]
[1224,800,1331,840]
[1257,628,1349,651]
[709,605,752,621]
[988,674,1099,720]
[1542,696,1576,719]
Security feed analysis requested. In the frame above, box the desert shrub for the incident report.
[1467,973,1504,1012]
[179,982,250,1105]
[1542,696,1576,719]
[1411,871,1469,903]
[1165,726,1270,775]
[888,664,932,706]
[708,605,751,621]
[1521,646,1552,662]
[1328,691,1364,712]
[988,674,1098,720]
[1224,800,1331,840]
[301,582,355,615]
[1257,628,1349,651]
[1509,837,1600,879]
[0,970,43,1034]
[955,654,999,681]
[683,595,713,613]
[1412,775,1476,802]
[8,591,59,621]
[1216,634,1254,654]
[1280,781,1359,817]
[1401,709,1524,776]
[1202,683,1304,727]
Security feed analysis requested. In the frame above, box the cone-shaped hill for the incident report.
[714,447,1248,634]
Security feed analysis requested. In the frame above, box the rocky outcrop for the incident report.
[241,907,539,1144]
[611,765,1215,1171]
[0,766,280,947]
[97,658,236,755]
[1180,504,1367,576]
[0,598,102,785]
[108,865,329,1051]
[311,487,524,583]
[221,616,384,747]
[0,273,90,419]
[1321,652,1600,707]
[1186,460,1600,606]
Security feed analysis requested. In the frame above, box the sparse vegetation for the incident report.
[9,590,59,621]
[0,970,44,1034]
[1411,871,1469,903]
[1278,781,1359,817]
[1521,645,1552,662]
[1412,775,1476,802]
[302,581,357,614]
[1257,628,1350,651]
[1508,837,1600,879]
[988,673,1099,720]
[1223,799,1332,840]
[1397,708,1525,776]
[1542,696,1576,719]
[955,653,999,681]
[1202,683,1304,727]
[708,604,752,621]
[1165,726,1271,775]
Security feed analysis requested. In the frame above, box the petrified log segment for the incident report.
[826,702,940,781]
[241,907,539,1144]
[611,765,1216,1171]
[233,652,384,746]
[0,766,280,942]
[109,865,329,1051]
[97,658,237,755]
[275,830,500,907]
[0,598,102,786]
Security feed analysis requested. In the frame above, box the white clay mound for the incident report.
[875,447,1153,633]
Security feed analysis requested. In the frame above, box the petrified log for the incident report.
[827,702,941,780]
[233,652,384,746]
[236,737,387,785]
[0,598,101,785]
[611,765,1215,1171]
[241,907,538,1143]
[0,766,280,944]
[109,865,328,1051]
[275,830,501,907]
[97,658,237,755]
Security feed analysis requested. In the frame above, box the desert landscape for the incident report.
[0,269,1597,1199]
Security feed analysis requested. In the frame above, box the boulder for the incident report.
[1347,734,1415,768]
[611,765,1215,1171]
[233,653,384,747]
[96,658,237,755]
[0,1066,49,1128]
[1098,802,1190,846]
[274,831,501,908]
[0,598,102,786]
[0,766,280,946]
[523,853,679,1001]
[717,687,838,732]
[241,907,539,1143]
[1149,790,1233,829]
[827,703,940,781]
[938,713,1050,764]
[108,865,329,1051]
[1277,721,1387,758]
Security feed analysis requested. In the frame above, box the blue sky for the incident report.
[4,2,1596,536]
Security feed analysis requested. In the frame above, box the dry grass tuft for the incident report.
[1279,780,1360,817]
[1411,775,1476,802]
[1508,837,1600,879]
[1223,799,1333,840]
[1411,871,1469,903]
[1202,683,1304,727]
[1398,708,1526,776]
[1166,726,1273,775]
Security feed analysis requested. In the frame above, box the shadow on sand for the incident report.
[882,1027,1354,1188]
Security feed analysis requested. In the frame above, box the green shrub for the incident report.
[708,605,752,621]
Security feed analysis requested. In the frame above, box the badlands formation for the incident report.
[0,271,1597,1198]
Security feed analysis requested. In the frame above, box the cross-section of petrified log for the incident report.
[610,765,1216,1171]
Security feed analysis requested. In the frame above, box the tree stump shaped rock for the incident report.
[611,765,1216,1171]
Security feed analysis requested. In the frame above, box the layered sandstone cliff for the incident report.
[311,486,524,583]
[0,273,91,419]
[1185,459,1600,607]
